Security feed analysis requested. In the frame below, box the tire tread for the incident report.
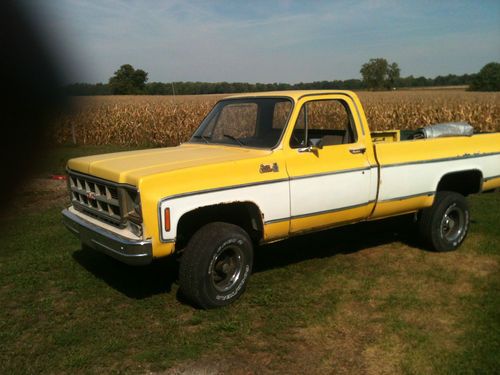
[179,222,252,308]
[418,191,469,252]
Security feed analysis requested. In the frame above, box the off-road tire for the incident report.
[179,222,253,309]
[418,191,470,252]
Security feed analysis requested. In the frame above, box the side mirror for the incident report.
[309,138,323,149]
[298,138,322,153]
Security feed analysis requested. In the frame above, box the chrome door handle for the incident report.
[349,147,366,154]
[298,146,313,153]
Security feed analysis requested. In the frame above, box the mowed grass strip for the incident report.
[0,148,498,374]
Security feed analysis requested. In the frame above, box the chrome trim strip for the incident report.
[62,209,152,266]
[161,238,176,243]
[380,152,500,169]
[289,166,374,181]
[162,178,289,202]
[484,174,500,182]
[264,200,376,224]
[263,217,288,225]
[378,191,435,203]
[291,200,376,220]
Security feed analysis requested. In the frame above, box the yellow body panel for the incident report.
[263,221,290,242]
[374,133,500,166]
[370,195,435,220]
[371,130,401,143]
[290,204,373,234]
[66,90,500,259]
[483,177,500,192]
[67,144,273,186]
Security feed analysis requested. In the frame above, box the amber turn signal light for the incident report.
[164,208,171,232]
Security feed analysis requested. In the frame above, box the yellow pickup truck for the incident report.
[63,90,500,308]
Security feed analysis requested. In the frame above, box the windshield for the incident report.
[189,98,293,149]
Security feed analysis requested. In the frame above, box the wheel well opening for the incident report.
[176,202,264,250]
[437,170,483,196]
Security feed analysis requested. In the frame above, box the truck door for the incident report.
[284,95,377,233]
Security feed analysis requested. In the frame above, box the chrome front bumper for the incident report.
[62,209,152,266]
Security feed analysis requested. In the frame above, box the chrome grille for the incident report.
[68,171,124,227]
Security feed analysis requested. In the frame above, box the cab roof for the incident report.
[224,90,357,101]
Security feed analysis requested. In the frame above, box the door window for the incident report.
[290,99,357,148]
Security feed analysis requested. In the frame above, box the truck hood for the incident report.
[67,143,272,185]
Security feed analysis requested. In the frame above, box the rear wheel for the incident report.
[418,191,470,252]
[179,222,253,309]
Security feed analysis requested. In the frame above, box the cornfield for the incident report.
[52,90,500,146]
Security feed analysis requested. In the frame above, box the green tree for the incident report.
[387,62,401,88]
[469,62,500,91]
[360,58,400,90]
[108,64,148,94]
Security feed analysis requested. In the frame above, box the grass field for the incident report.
[1,145,499,374]
[52,90,500,147]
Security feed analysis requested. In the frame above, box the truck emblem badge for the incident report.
[260,163,279,173]
[86,192,97,201]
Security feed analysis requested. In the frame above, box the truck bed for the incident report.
[371,132,500,218]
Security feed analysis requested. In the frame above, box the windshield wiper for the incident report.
[192,134,210,144]
[223,134,245,146]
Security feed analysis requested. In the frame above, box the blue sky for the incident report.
[23,0,500,83]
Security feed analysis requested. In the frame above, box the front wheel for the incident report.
[418,191,470,252]
[179,222,253,309]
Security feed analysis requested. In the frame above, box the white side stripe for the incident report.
[159,181,290,242]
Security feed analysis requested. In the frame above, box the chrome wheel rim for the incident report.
[210,245,244,293]
[440,204,465,242]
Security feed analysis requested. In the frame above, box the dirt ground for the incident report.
[8,177,69,215]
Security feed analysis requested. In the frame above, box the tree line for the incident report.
[64,61,499,96]
[63,74,476,96]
